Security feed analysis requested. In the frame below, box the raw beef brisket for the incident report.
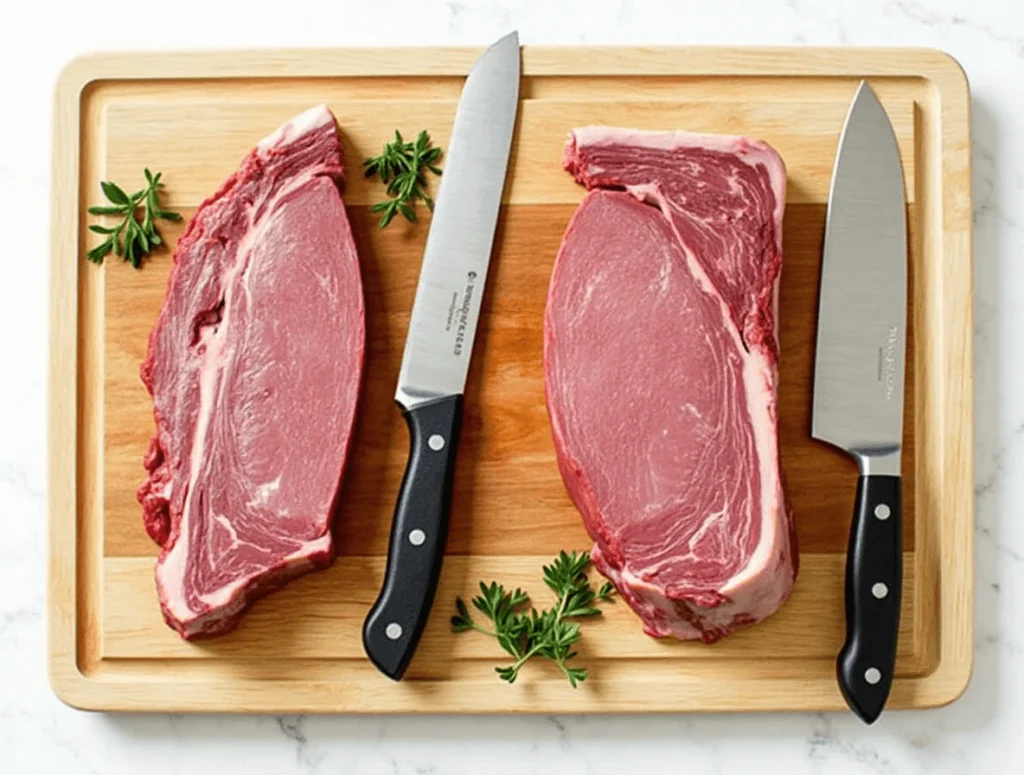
[137,105,365,639]
[544,126,796,643]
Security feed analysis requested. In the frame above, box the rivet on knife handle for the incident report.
[362,394,463,680]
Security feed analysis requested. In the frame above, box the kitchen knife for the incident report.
[812,80,907,724]
[362,31,521,681]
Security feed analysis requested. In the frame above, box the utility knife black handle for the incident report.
[362,394,463,680]
[837,474,902,724]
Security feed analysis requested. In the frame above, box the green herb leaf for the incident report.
[377,203,399,228]
[88,205,126,216]
[85,170,181,267]
[101,180,131,206]
[450,597,475,633]
[495,666,518,684]
[86,238,113,264]
[564,666,588,688]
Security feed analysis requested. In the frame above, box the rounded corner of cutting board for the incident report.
[912,651,975,711]
[916,47,972,101]
[54,53,109,101]
[47,654,103,713]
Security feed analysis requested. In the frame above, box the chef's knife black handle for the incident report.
[838,474,902,724]
[362,394,463,680]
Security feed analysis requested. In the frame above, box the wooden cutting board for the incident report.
[48,45,973,713]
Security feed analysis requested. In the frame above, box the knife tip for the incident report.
[494,30,520,48]
[853,79,880,105]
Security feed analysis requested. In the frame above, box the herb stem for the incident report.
[554,590,569,622]
[508,643,544,677]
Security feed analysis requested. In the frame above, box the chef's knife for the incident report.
[362,32,521,681]
[812,81,907,724]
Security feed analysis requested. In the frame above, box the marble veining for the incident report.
[2,0,1022,771]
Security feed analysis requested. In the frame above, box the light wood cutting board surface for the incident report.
[49,45,973,713]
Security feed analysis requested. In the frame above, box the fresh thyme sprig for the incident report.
[86,168,181,268]
[451,550,615,688]
[363,129,443,228]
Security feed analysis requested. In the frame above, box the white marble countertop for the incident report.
[3,0,1020,770]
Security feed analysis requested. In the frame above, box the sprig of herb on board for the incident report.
[451,550,615,687]
[363,130,443,228]
[86,168,181,268]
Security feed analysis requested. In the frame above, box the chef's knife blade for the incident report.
[812,80,907,724]
[362,31,521,681]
